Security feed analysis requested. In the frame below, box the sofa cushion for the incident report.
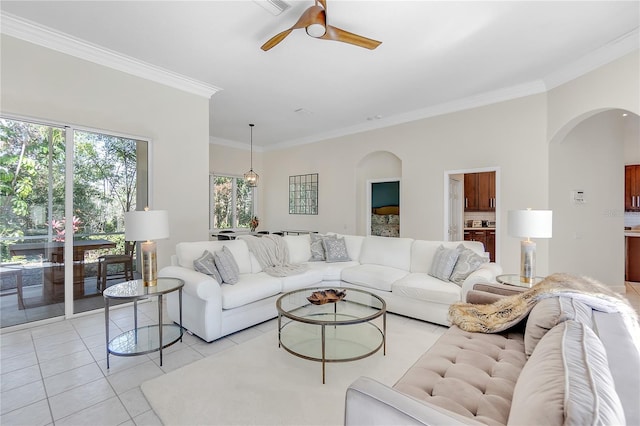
[283,234,311,264]
[214,246,240,284]
[524,296,593,356]
[509,320,625,426]
[328,234,365,262]
[392,273,461,304]
[429,245,461,282]
[280,268,324,292]
[309,234,336,261]
[341,264,409,292]
[359,236,413,271]
[393,326,526,426]
[323,237,351,262]
[411,240,485,273]
[176,240,253,273]
[193,250,223,284]
[449,245,489,285]
[306,260,360,281]
[220,273,282,309]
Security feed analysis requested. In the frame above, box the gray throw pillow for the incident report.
[309,234,336,261]
[428,245,461,282]
[322,237,351,263]
[193,250,224,284]
[214,246,240,284]
[449,244,489,285]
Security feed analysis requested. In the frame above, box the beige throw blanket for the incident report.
[238,234,307,277]
[448,273,639,348]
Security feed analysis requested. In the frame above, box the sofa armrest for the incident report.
[158,265,221,300]
[465,282,526,303]
[345,377,483,426]
[460,262,502,300]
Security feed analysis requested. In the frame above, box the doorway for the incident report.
[444,167,500,263]
[367,179,400,237]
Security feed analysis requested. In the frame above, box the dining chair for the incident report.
[97,241,135,292]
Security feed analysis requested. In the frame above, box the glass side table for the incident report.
[496,274,545,288]
[104,277,184,368]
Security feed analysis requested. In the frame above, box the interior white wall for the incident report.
[1,35,211,268]
[549,110,627,289]
[261,95,549,275]
[623,115,640,165]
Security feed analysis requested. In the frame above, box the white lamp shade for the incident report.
[124,210,170,241]
[508,210,552,239]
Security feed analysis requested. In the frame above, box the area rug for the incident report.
[141,316,445,425]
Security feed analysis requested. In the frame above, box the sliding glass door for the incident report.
[0,117,148,327]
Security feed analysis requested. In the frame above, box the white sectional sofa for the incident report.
[158,234,502,342]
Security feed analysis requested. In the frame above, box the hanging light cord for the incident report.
[250,123,254,170]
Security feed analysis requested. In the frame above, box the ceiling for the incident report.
[1,1,638,149]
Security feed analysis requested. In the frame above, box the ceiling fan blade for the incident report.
[261,29,293,51]
[261,5,325,51]
[321,25,382,50]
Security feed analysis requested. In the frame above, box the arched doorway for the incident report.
[548,109,639,290]
[355,151,402,236]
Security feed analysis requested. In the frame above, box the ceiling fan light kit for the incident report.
[261,0,381,51]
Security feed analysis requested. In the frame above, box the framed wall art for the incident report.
[289,173,318,215]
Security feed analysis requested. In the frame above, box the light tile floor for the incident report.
[1,286,639,426]
[0,297,279,426]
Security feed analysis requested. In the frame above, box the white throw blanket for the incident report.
[238,234,307,277]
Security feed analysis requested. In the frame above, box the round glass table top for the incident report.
[276,286,386,325]
[103,277,184,299]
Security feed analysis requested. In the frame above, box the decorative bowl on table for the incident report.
[307,289,347,305]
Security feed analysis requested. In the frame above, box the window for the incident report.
[210,175,255,230]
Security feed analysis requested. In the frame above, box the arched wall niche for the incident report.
[355,151,402,236]
[548,108,639,291]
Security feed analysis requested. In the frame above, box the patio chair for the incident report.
[97,241,135,292]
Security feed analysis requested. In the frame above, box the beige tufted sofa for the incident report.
[345,294,640,425]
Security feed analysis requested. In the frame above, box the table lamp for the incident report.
[124,208,169,286]
[507,209,552,284]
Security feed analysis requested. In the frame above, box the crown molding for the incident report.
[265,80,548,151]
[543,27,639,90]
[209,136,265,152]
[1,12,222,99]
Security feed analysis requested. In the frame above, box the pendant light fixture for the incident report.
[243,123,259,187]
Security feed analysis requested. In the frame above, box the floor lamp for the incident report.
[124,209,169,286]
[508,209,552,285]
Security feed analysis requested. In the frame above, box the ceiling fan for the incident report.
[261,0,382,51]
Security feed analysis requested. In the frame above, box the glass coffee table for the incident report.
[276,287,386,383]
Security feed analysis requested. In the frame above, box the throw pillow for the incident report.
[193,250,223,284]
[309,234,336,261]
[428,245,461,282]
[449,244,489,285]
[323,237,351,263]
[214,245,240,284]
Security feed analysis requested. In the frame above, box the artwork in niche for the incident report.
[289,173,318,215]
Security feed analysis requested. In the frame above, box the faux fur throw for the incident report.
[238,234,307,277]
[448,273,639,340]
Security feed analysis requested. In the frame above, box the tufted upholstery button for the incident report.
[393,325,527,426]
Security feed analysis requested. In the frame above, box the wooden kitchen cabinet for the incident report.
[464,172,496,212]
[625,165,640,212]
[464,229,495,262]
[626,236,640,282]
[464,174,479,211]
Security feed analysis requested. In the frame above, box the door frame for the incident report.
[443,167,501,264]
[366,177,401,236]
